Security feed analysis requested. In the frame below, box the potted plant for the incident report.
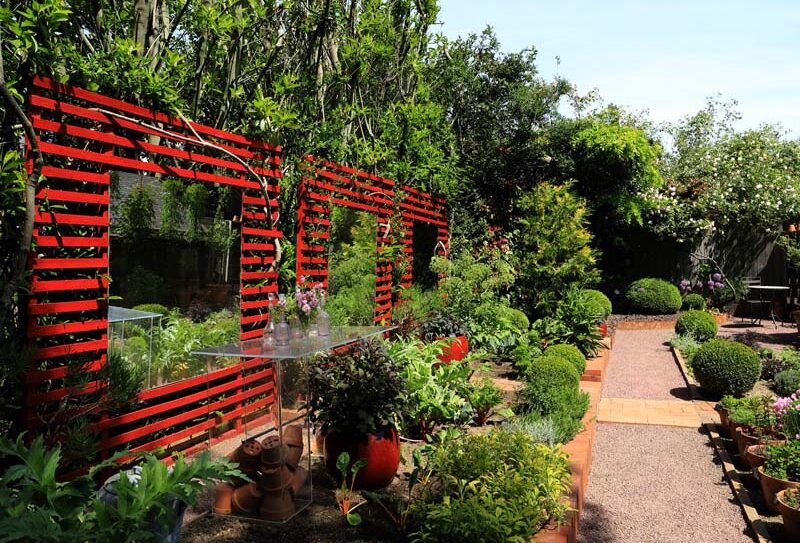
[309,339,406,490]
[580,289,613,338]
[420,310,468,363]
[758,440,800,513]
[777,488,800,540]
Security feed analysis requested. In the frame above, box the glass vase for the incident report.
[275,315,290,346]
[261,318,275,351]
[316,303,331,337]
[290,316,305,340]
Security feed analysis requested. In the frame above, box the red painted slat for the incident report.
[240,270,278,280]
[28,299,107,315]
[34,235,109,248]
[31,257,109,270]
[41,166,109,185]
[241,242,275,251]
[27,380,102,404]
[240,256,275,265]
[240,284,278,296]
[30,319,107,338]
[25,357,105,384]
[33,76,281,153]
[34,210,108,226]
[241,226,281,238]
[36,187,109,205]
[34,337,107,361]
[31,277,108,292]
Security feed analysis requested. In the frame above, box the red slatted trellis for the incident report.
[24,76,282,461]
[297,156,448,321]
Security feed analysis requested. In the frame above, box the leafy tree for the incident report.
[514,182,599,316]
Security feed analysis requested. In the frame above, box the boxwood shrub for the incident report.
[692,339,762,398]
[674,310,717,341]
[516,356,580,415]
[581,289,613,320]
[543,344,587,375]
[682,293,706,310]
[625,278,682,314]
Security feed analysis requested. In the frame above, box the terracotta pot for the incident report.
[737,429,785,458]
[229,438,263,472]
[259,489,295,521]
[436,335,469,364]
[258,465,293,492]
[231,483,263,515]
[289,465,309,496]
[758,466,800,514]
[324,425,401,490]
[285,444,303,468]
[718,408,729,436]
[777,489,800,540]
[744,444,770,471]
[212,482,234,515]
[282,425,304,448]
[261,435,287,469]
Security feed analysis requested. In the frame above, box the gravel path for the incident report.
[603,329,688,401]
[578,424,752,543]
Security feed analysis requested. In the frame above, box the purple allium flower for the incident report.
[695,281,703,290]
[706,280,715,289]
[712,272,722,281]
[302,303,311,314]
[714,282,725,289]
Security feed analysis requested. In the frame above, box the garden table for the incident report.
[192,325,394,523]
[747,285,789,328]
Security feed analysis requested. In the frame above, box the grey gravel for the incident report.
[603,329,689,401]
[578,423,753,543]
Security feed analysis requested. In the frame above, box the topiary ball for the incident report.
[675,310,718,341]
[682,293,707,310]
[625,278,682,314]
[692,339,762,398]
[774,369,800,397]
[581,289,613,320]
[544,344,587,375]
[518,356,580,415]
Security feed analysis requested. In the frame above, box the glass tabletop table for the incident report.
[192,325,394,359]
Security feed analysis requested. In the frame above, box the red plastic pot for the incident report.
[437,335,469,364]
[323,425,400,490]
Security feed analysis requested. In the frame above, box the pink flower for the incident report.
[302,304,311,314]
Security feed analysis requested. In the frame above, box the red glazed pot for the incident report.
[324,425,400,490]
[437,335,469,364]
[598,323,608,338]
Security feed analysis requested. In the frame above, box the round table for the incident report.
[747,285,789,327]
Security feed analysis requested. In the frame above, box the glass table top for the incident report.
[108,305,164,323]
[191,325,395,359]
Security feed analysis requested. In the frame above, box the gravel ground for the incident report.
[717,321,799,351]
[578,424,752,543]
[603,329,689,401]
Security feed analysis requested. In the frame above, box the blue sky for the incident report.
[437,0,800,137]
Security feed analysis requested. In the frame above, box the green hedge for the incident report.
[674,310,717,341]
[517,356,580,415]
[692,339,762,398]
[625,278,682,314]
[581,289,612,319]
[544,344,587,375]
[682,293,706,310]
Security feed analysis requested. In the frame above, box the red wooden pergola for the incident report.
[23,76,448,462]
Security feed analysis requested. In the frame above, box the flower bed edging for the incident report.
[532,340,608,543]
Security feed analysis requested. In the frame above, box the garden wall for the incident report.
[23,77,448,465]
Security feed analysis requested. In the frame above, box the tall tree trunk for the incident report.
[0,45,43,333]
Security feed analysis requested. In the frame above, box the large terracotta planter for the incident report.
[324,425,400,490]
[777,489,800,540]
[437,335,468,364]
[736,429,785,458]
[758,466,800,514]
[744,445,769,471]
[718,408,729,436]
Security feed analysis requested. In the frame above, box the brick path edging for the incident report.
[532,340,610,543]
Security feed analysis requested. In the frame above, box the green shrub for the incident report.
[544,344,586,375]
[670,334,701,368]
[513,387,590,444]
[674,310,717,341]
[531,286,603,356]
[774,369,800,397]
[764,440,800,482]
[727,396,776,427]
[511,331,544,372]
[682,293,706,310]
[411,429,570,543]
[516,356,580,415]
[692,339,762,398]
[581,289,612,319]
[132,303,169,317]
[625,278,682,314]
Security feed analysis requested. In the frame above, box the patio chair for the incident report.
[740,277,771,325]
